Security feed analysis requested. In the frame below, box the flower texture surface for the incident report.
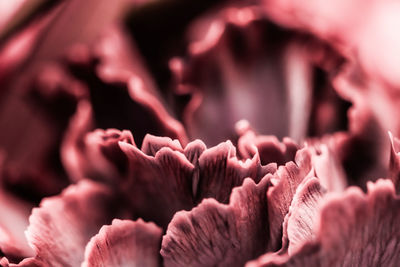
[0,0,400,267]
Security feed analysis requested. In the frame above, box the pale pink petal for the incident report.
[389,132,400,192]
[0,0,63,93]
[82,219,162,267]
[267,148,313,250]
[175,7,294,146]
[26,180,118,267]
[60,100,94,182]
[237,129,298,166]
[332,63,392,184]
[247,179,400,266]
[0,257,7,267]
[183,140,207,166]
[307,143,347,192]
[284,177,325,255]
[269,143,346,254]
[141,134,184,156]
[263,0,400,91]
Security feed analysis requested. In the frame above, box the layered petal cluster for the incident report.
[1,0,400,267]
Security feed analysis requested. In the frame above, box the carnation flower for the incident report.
[1,0,400,267]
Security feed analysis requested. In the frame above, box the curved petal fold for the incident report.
[247,179,400,267]
[161,177,270,267]
[82,219,162,267]
[26,180,119,267]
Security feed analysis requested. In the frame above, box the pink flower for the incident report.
[1,1,400,266]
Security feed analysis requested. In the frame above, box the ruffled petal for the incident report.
[161,177,270,267]
[175,6,296,145]
[64,25,188,147]
[123,0,226,89]
[301,137,348,192]
[119,140,195,228]
[67,129,273,228]
[266,148,313,250]
[263,0,400,90]
[141,134,184,156]
[284,177,325,255]
[0,0,127,201]
[0,61,86,201]
[26,180,119,267]
[60,101,94,183]
[195,140,271,203]
[3,258,44,267]
[332,63,392,184]
[389,132,400,192]
[62,117,134,183]
[0,257,7,267]
[82,219,162,267]
[120,134,272,226]
[247,179,400,266]
[0,0,63,90]
[237,128,298,166]
[173,5,346,146]
[262,0,400,186]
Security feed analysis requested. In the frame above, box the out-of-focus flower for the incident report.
[1,0,400,266]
